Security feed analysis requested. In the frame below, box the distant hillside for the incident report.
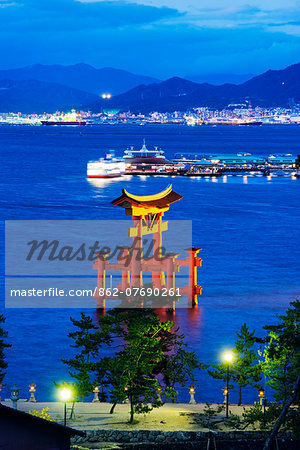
[0,79,98,113]
[89,77,235,112]
[0,64,159,96]
[90,62,300,113]
[1,62,299,113]
[234,63,300,104]
[185,73,254,85]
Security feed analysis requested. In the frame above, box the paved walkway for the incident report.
[1,401,252,431]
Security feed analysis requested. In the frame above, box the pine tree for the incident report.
[260,300,300,403]
[98,309,175,423]
[232,323,262,405]
[207,323,261,405]
[97,309,199,423]
[0,314,11,386]
[62,309,200,421]
[161,342,200,402]
[62,313,106,401]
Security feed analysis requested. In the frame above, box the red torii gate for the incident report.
[93,185,202,309]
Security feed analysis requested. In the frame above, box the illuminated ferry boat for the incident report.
[41,120,86,126]
[87,153,125,178]
[123,140,174,174]
[238,120,263,126]
[41,110,86,126]
[123,140,169,165]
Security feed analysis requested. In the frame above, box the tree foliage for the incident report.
[62,309,200,423]
[260,300,300,403]
[61,313,108,401]
[97,309,196,423]
[161,342,200,402]
[227,402,300,436]
[207,323,261,405]
[232,323,262,405]
[0,314,11,386]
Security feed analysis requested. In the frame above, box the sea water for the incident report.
[0,124,299,403]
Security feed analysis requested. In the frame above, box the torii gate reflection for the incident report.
[93,185,202,310]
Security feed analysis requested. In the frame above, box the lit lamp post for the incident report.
[189,384,197,404]
[58,385,72,426]
[29,382,37,403]
[10,384,20,410]
[92,386,100,403]
[223,352,233,419]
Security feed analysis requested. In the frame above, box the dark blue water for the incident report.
[0,124,299,404]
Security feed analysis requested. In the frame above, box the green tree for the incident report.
[62,313,106,401]
[62,309,200,422]
[207,324,261,405]
[261,301,300,449]
[98,309,175,423]
[232,323,262,405]
[161,342,200,402]
[97,309,197,423]
[0,314,11,386]
[260,300,300,403]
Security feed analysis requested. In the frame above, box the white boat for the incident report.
[123,140,169,165]
[87,153,125,178]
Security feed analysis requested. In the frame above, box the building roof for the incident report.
[0,404,84,437]
[111,184,182,216]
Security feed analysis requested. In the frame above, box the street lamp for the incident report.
[58,385,72,426]
[222,351,233,418]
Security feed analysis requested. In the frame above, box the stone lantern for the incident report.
[10,384,20,410]
[29,382,37,402]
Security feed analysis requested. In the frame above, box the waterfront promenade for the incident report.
[1,401,251,431]
[3,402,297,449]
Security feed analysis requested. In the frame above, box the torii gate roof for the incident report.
[111,184,182,215]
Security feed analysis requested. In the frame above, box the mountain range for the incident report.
[91,63,300,113]
[0,64,158,96]
[0,79,98,114]
[185,73,254,85]
[0,62,299,113]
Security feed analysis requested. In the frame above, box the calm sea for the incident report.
[0,124,299,403]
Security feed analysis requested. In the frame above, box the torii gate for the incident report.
[93,185,202,309]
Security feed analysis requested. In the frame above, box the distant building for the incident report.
[0,404,84,450]
[267,155,295,165]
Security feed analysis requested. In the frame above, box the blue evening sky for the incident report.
[0,0,299,78]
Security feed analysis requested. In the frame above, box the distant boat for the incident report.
[123,140,169,165]
[41,120,86,126]
[87,153,125,178]
[238,120,263,126]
